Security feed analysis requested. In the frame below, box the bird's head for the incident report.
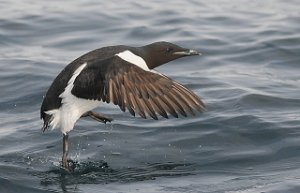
[138,41,201,69]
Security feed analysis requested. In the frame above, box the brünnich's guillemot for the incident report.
[40,41,206,171]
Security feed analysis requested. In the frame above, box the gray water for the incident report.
[1,0,300,192]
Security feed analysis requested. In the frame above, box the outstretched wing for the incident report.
[72,56,205,120]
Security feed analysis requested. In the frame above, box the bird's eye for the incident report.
[166,47,173,53]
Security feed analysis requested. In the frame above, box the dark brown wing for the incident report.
[72,56,205,119]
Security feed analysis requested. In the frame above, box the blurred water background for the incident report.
[0,0,300,192]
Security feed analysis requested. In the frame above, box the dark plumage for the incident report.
[40,41,205,171]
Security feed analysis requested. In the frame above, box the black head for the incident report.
[137,41,200,69]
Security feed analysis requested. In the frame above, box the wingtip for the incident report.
[198,102,207,112]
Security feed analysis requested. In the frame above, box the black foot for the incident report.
[62,159,72,173]
[62,159,78,173]
[81,111,113,124]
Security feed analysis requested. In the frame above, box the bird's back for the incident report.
[40,45,128,127]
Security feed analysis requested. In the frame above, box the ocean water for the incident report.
[1,0,300,192]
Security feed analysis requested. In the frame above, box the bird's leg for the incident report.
[81,111,113,124]
[62,133,70,171]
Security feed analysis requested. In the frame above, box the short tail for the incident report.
[41,113,51,132]
[42,121,49,132]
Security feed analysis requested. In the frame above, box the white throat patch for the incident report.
[116,50,149,71]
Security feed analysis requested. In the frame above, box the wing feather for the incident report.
[72,56,205,119]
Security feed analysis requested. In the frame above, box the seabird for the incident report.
[40,41,205,171]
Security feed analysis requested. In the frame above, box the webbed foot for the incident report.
[81,111,113,124]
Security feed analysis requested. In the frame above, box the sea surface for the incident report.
[1,0,300,192]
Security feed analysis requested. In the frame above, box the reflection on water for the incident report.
[39,161,193,188]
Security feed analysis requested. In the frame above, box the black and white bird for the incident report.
[40,41,205,171]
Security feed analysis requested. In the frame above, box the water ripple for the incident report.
[1,0,300,192]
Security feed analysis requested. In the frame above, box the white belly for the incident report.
[45,98,101,134]
[45,62,101,134]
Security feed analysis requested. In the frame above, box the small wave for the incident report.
[37,160,194,187]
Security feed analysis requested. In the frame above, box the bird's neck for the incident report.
[133,48,163,70]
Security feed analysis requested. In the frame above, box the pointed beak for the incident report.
[173,49,202,56]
